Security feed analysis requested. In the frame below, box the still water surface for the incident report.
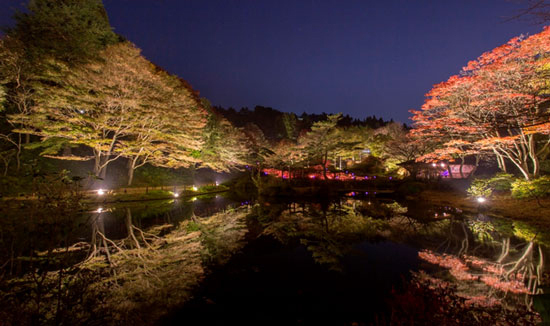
[3,192,547,324]
[89,192,549,324]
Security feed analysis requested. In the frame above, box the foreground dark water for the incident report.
[1,192,548,325]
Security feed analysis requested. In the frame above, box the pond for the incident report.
[0,192,547,325]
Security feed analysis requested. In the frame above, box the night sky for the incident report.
[0,0,544,123]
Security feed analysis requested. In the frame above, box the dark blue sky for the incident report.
[1,1,544,122]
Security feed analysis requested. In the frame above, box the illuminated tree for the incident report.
[195,103,250,172]
[412,27,550,180]
[264,139,305,179]
[298,114,342,179]
[282,112,299,140]
[120,70,207,185]
[11,42,207,184]
[241,123,273,188]
[0,36,35,173]
[0,0,118,176]
[10,0,118,65]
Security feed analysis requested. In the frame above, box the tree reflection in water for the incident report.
[253,196,546,324]
[385,205,547,316]
[256,198,389,271]
[1,191,548,325]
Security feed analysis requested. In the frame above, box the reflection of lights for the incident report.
[215,182,219,186]
[192,197,197,201]
[174,193,179,198]
[368,201,371,205]
[97,189,105,195]
[192,186,198,191]
[79,109,85,114]
[432,163,437,167]
[96,207,103,213]
[477,197,486,203]
[434,213,438,217]
[440,163,445,168]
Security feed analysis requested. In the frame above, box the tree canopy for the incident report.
[411,26,550,180]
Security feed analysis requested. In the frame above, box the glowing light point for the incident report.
[97,189,105,196]
[432,163,437,167]
[192,186,198,191]
[215,182,219,186]
[174,193,179,198]
[96,207,103,213]
[440,163,445,168]
[477,197,486,203]
[192,197,197,201]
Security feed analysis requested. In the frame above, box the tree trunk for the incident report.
[127,164,135,186]
[93,151,102,177]
[497,154,507,173]
[497,147,531,180]
[15,133,21,173]
[127,158,137,186]
[529,135,540,178]
[323,151,328,180]
[99,162,108,180]
[2,157,9,176]
[468,155,480,179]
